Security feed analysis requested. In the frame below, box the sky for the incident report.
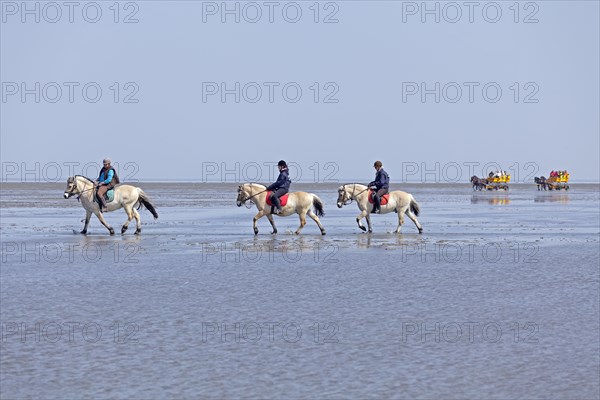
[1,1,599,183]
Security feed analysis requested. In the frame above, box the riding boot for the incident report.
[97,185,109,212]
[372,195,380,214]
[99,198,108,213]
[271,195,281,214]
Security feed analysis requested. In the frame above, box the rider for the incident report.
[368,160,389,214]
[267,160,291,214]
[94,158,120,212]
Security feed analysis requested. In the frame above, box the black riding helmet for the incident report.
[278,160,287,168]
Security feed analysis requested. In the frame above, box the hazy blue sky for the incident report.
[1,1,599,183]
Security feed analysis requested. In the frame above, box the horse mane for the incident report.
[246,182,266,190]
[74,175,95,184]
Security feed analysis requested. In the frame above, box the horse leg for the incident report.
[132,208,142,234]
[295,212,307,235]
[356,210,368,232]
[365,213,373,233]
[395,206,407,233]
[81,211,91,234]
[253,211,265,235]
[95,212,115,235]
[307,210,326,235]
[121,205,134,234]
[405,209,423,234]
[266,213,277,234]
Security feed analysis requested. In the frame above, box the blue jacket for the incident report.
[98,168,116,185]
[267,168,291,191]
[369,168,389,190]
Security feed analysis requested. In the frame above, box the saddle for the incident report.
[368,190,389,205]
[94,188,115,204]
[265,191,289,207]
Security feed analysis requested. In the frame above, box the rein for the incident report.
[241,184,267,208]
[69,176,96,201]
[342,184,369,205]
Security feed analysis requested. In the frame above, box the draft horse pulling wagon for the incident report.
[470,174,510,191]
[535,171,570,191]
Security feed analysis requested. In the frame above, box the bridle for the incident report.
[339,184,369,206]
[238,184,266,208]
[65,176,96,200]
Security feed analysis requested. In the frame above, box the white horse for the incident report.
[236,183,326,235]
[336,183,423,234]
[64,175,158,235]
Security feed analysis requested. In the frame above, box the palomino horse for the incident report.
[336,184,423,234]
[236,183,326,235]
[64,175,158,235]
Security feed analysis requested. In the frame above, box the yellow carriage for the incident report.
[485,174,510,191]
[534,171,570,191]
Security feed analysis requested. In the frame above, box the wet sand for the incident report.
[1,183,599,399]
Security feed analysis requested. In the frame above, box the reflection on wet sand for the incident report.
[470,195,510,205]
[230,232,425,256]
[350,232,424,249]
[534,193,570,204]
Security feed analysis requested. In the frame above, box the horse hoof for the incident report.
[418,228,423,234]
[321,230,326,235]
[271,230,278,234]
[109,228,115,235]
[254,228,259,235]
[134,229,141,235]
[121,226,128,234]
[368,230,372,234]
[80,230,87,235]
[359,226,367,232]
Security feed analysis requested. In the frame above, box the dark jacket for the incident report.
[369,168,389,190]
[267,168,291,191]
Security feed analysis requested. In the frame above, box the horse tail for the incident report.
[138,190,159,219]
[312,195,325,217]
[410,196,420,217]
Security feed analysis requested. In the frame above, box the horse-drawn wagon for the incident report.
[534,171,570,191]
[470,174,510,191]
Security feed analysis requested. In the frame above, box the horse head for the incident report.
[64,176,78,199]
[236,184,247,207]
[64,175,95,199]
[236,183,261,207]
[470,175,479,184]
[336,185,351,208]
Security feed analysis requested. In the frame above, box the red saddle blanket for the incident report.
[266,191,289,207]
[368,190,389,205]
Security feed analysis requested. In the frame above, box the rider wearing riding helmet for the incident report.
[94,158,120,212]
[267,160,291,214]
[368,160,389,214]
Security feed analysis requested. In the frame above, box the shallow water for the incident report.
[1,183,599,399]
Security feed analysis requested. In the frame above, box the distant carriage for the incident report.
[535,172,570,191]
[470,174,510,191]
